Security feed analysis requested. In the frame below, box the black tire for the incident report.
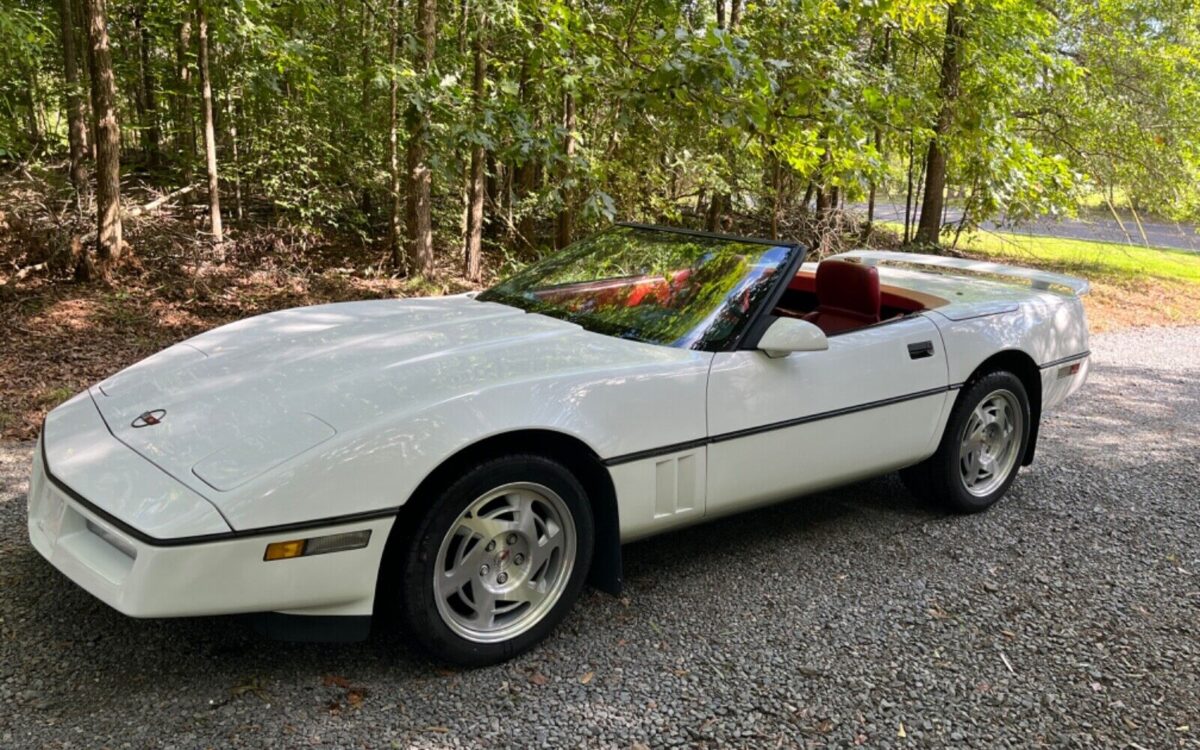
[901,371,1032,513]
[395,454,594,667]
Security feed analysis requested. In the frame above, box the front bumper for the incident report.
[28,439,395,619]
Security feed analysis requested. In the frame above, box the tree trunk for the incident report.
[358,0,373,214]
[513,39,538,251]
[706,0,739,232]
[915,2,965,245]
[404,0,436,277]
[555,89,575,249]
[71,0,95,158]
[463,14,487,282]
[136,11,161,168]
[175,20,193,177]
[82,0,122,279]
[225,86,242,220]
[22,65,43,152]
[57,0,88,205]
[388,0,403,267]
[196,1,223,252]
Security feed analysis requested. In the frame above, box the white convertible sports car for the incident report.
[28,223,1090,665]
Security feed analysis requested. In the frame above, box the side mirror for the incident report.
[757,317,828,358]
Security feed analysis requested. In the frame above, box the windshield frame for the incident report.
[477,222,808,353]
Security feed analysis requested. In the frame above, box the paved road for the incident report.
[858,201,1200,253]
[2,326,1198,748]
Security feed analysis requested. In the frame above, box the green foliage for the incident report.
[4,0,1199,264]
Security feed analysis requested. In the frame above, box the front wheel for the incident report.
[901,371,1031,513]
[396,455,594,666]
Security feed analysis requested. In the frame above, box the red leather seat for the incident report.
[802,260,882,334]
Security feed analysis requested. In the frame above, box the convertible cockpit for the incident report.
[774,259,948,335]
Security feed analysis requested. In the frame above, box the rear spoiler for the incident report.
[828,250,1090,296]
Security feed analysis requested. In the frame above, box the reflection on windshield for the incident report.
[477,226,795,351]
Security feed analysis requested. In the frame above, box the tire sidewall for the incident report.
[398,455,594,666]
[936,372,1031,512]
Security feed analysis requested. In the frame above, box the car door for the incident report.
[704,315,950,515]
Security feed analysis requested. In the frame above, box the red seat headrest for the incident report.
[815,260,881,321]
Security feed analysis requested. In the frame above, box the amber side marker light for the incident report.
[263,530,371,561]
[1058,362,1082,379]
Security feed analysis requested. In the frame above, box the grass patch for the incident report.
[879,221,1200,285]
[949,229,1200,285]
[874,222,1200,332]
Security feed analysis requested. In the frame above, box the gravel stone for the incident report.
[1,325,1198,748]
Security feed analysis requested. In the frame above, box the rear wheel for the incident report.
[396,455,593,666]
[901,371,1031,513]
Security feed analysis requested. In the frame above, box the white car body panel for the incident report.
[706,315,950,516]
[29,245,1091,625]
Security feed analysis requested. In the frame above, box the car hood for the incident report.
[90,295,660,500]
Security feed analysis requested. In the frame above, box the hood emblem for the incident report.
[131,409,166,428]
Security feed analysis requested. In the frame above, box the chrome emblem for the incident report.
[131,409,166,428]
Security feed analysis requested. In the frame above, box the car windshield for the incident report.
[477,225,797,350]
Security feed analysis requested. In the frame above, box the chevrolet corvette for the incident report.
[28,223,1090,665]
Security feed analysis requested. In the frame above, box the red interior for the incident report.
[784,270,927,314]
[799,260,882,334]
[775,261,929,334]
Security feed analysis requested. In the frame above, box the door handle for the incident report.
[908,341,934,359]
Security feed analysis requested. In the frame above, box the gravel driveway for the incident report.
[2,326,1198,749]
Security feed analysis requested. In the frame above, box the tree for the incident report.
[404,0,436,277]
[388,0,403,267]
[57,0,88,205]
[82,0,122,279]
[196,0,223,251]
[915,1,966,245]
[174,18,194,173]
[135,8,161,168]
[555,88,575,249]
[463,10,487,281]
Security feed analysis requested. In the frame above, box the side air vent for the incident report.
[654,454,698,519]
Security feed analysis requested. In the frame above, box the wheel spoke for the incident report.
[470,586,497,628]
[437,534,487,597]
[501,581,548,606]
[528,528,562,578]
[514,493,540,540]
[458,514,515,540]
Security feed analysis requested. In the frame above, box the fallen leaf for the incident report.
[579,671,594,685]
[898,721,907,738]
[347,689,365,708]
[423,726,450,734]
[528,671,548,686]
[673,668,689,677]
[1090,682,1104,692]
[322,675,351,689]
